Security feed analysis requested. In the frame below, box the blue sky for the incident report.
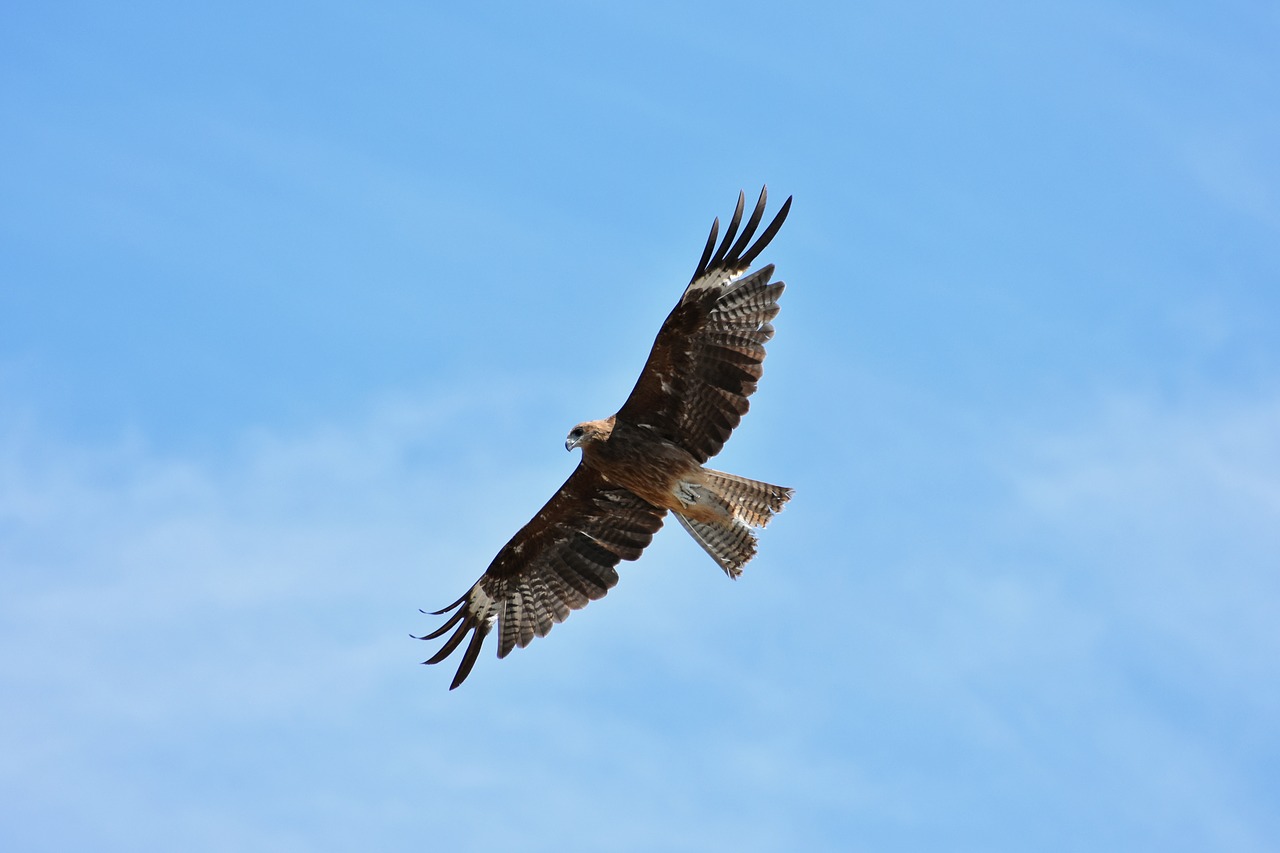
[3,2,1278,850]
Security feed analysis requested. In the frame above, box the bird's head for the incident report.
[565,418,613,452]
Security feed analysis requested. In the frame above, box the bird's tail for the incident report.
[674,470,793,579]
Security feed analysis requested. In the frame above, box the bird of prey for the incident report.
[420,188,793,689]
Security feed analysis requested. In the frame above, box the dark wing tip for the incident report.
[690,188,791,281]
[739,193,791,269]
[723,188,768,263]
[707,190,747,271]
[425,595,467,617]
[692,216,720,282]
[416,585,496,689]
[420,613,492,690]
[449,623,490,689]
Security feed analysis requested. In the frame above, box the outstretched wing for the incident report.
[419,464,666,689]
[615,187,791,463]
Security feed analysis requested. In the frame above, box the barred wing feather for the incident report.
[419,465,665,689]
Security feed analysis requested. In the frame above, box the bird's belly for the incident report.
[584,434,702,513]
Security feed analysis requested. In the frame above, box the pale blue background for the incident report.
[3,2,1278,851]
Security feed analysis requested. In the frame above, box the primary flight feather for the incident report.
[419,188,794,689]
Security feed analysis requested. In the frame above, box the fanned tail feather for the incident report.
[675,470,793,578]
[702,470,792,528]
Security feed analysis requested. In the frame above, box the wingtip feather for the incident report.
[450,623,490,689]
[689,188,791,282]
[693,216,719,282]
[709,191,747,269]
[426,594,468,617]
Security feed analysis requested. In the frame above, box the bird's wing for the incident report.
[418,464,666,689]
[614,187,791,463]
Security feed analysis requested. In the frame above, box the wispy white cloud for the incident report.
[1011,393,1280,684]
[0,390,543,847]
[3,378,1279,850]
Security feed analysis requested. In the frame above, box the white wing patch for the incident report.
[684,267,747,295]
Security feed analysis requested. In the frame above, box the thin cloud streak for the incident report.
[5,384,1277,850]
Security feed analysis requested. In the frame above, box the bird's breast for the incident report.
[581,423,700,511]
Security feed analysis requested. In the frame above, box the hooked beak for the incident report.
[565,435,578,451]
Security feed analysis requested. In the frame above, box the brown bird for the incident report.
[420,188,794,689]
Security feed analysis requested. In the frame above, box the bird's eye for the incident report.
[571,428,583,438]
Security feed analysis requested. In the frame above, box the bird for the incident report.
[419,188,794,689]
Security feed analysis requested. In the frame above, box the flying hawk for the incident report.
[420,188,794,689]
